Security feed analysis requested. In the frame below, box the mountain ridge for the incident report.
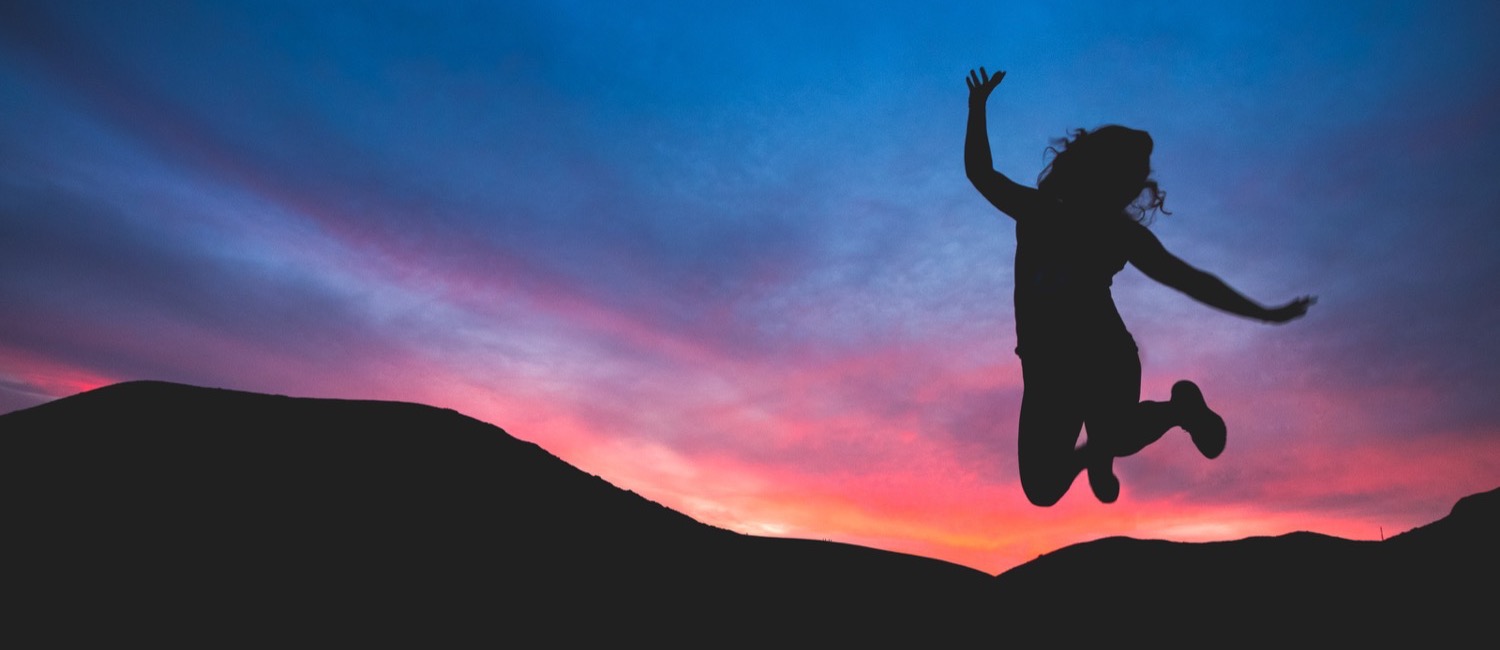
[1,380,1491,645]
[0,380,993,644]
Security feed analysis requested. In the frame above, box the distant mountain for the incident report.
[1,381,1492,646]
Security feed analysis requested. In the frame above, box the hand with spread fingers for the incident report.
[966,66,1005,106]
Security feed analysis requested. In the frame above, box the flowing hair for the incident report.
[1037,126,1170,224]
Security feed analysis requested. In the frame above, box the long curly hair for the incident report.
[1037,125,1169,224]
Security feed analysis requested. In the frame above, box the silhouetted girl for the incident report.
[964,67,1314,506]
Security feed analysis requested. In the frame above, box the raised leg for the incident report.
[1016,354,1088,507]
[1088,383,1226,459]
[1016,396,1086,507]
[1016,345,1224,506]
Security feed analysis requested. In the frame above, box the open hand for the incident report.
[966,67,1005,105]
[1266,295,1317,323]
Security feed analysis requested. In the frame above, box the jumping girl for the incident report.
[964,67,1315,506]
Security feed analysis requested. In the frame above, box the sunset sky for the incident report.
[3,1,1497,574]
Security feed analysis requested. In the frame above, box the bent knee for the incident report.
[1018,450,1078,507]
[1021,476,1069,507]
[1026,490,1065,508]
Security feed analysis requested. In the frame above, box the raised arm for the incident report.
[965,67,1041,220]
[1128,226,1316,323]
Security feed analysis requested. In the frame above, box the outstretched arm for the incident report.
[1129,227,1315,323]
[965,67,1040,220]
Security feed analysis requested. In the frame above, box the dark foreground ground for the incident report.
[2,381,1492,645]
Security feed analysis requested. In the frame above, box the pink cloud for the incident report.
[0,345,118,406]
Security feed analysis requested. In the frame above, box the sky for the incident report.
[2,0,1498,574]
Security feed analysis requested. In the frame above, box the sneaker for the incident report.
[1173,380,1226,459]
[1087,454,1120,504]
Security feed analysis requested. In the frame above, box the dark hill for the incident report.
[993,488,1498,645]
[2,381,1493,646]
[0,381,992,645]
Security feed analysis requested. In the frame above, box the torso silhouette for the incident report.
[1013,203,1143,355]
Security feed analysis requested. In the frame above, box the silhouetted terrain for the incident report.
[993,488,1497,645]
[1,381,1492,645]
[0,381,991,645]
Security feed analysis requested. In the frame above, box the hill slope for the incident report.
[0,381,992,645]
[992,488,1497,644]
[2,381,1493,645]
